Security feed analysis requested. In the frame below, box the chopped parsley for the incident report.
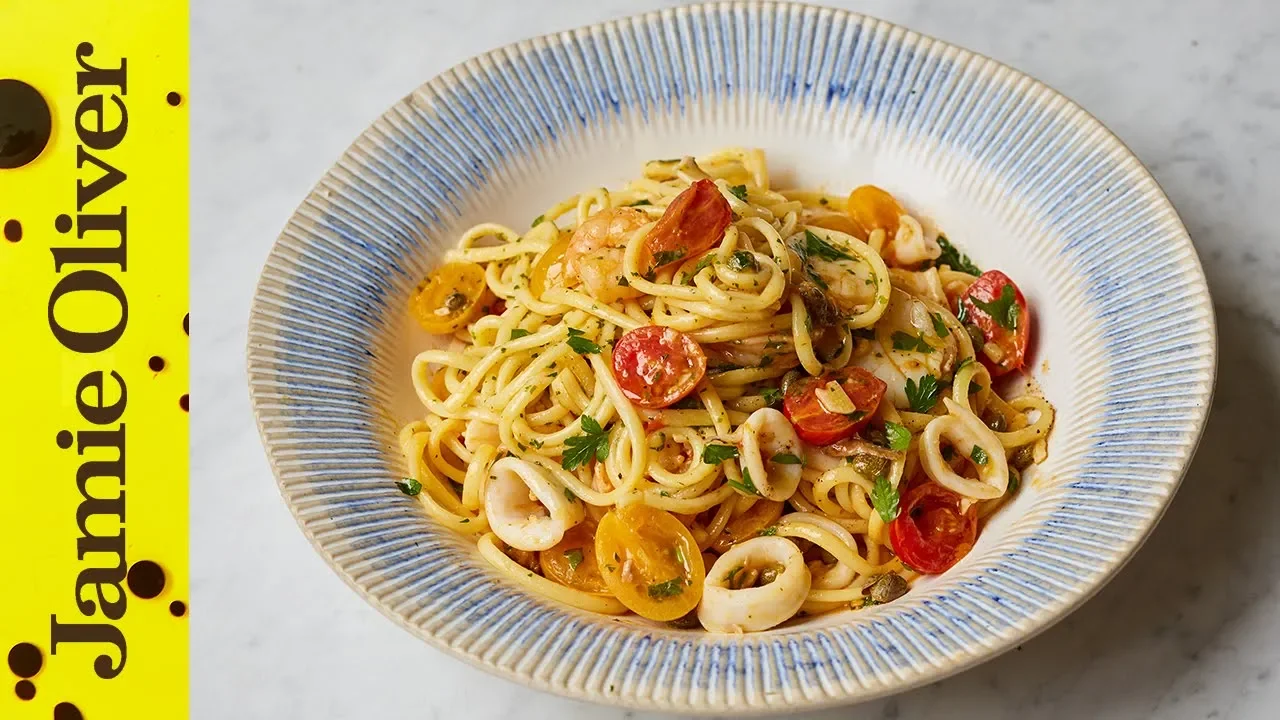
[702,443,740,464]
[509,328,531,340]
[617,276,630,287]
[870,475,900,523]
[970,445,989,466]
[395,477,422,496]
[930,312,950,337]
[884,422,912,451]
[564,548,584,571]
[728,250,758,272]
[969,283,1020,330]
[1008,468,1022,494]
[891,331,934,354]
[935,235,981,275]
[529,438,544,449]
[803,229,854,261]
[531,214,547,227]
[626,198,652,206]
[561,415,610,470]
[727,467,760,496]
[759,526,778,536]
[728,184,749,203]
[565,327,601,354]
[905,374,941,413]
[955,356,974,373]
[564,487,578,502]
[647,577,686,599]
[760,387,783,407]
[651,248,687,269]
[771,452,803,465]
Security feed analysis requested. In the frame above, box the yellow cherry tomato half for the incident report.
[540,523,611,595]
[528,233,571,301]
[595,504,705,621]
[409,262,494,334]
[846,184,904,240]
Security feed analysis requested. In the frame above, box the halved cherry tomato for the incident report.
[845,185,904,240]
[409,261,494,334]
[888,481,978,574]
[639,179,731,275]
[595,504,705,621]
[957,270,1030,376]
[612,326,708,409]
[540,522,610,594]
[529,233,571,300]
[782,367,887,445]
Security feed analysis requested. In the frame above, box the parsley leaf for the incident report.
[729,184,749,203]
[892,331,934,354]
[905,374,941,413]
[728,250,758,272]
[395,477,422,496]
[509,328,531,340]
[930,312,950,337]
[651,248,687,269]
[970,445,989,466]
[969,283,1020,330]
[935,236,981,275]
[884,422,912,451]
[564,548,584,571]
[702,444,740,464]
[647,577,686,599]
[727,467,760,496]
[771,452,803,465]
[870,475,900,523]
[760,387,783,407]
[562,415,610,470]
[803,229,854,261]
[565,328,601,354]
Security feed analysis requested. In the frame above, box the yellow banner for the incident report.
[1,2,188,718]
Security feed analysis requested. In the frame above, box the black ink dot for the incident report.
[166,91,182,106]
[56,430,73,449]
[126,560,166,599]
[0,79,53,169]
[3,219,20,242]
[14,680,34,700]
[55,214,73,233]
[183,313,189,335]
[55,702,84,720]
[169,600,187,617]
[180,394,189,412]
[7,643,42,677]
[149,356,166,372]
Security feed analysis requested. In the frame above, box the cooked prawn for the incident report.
[564,208,649,303]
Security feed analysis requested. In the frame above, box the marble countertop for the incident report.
[191,0,1280,717]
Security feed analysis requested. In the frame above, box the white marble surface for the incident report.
[191,0,1280,717]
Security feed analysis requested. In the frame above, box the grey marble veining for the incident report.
[191,1,1280,717]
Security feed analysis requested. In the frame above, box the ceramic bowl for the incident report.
[247,2,1216,713]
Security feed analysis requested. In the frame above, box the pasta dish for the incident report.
[397,148,1053,632]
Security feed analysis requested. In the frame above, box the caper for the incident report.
[867,572,909,604]
[987,412,1007,432]
[1011,444,1036,470]
[849,453,890,479]
[443,291,467,312]
[780,369,803,395]
[758,565,781,586]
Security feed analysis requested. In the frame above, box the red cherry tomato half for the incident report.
[640,179,732,275]
[957,270,1030,377]
[782,367,886,445]
[612,326,708,409]
[888,481,978,574]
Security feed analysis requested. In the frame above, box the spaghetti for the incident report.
[399,148,1053,632]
